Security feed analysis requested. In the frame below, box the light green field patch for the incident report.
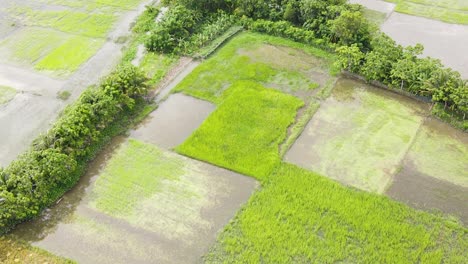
[89,139,228,239]
[285,79,427,193]
[386,0,468,24]
[139,52,177,86]
[0,27,66,64]
[177,81,303,180]
[407,122,468,187]
[0,86,16,105]
[96,0,144,10]
[205,163,468,263]
[174,32,334,103]
[53,12,117,38]
[35,35,104,74]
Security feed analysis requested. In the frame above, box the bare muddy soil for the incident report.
[10,137,257,264]
[387,159,468,224]
[131,93,215,149]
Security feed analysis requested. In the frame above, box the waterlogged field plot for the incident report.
[177,81,303,180]
[387,118,468,221]
[205,163,468,263]
[285,78,428,193]
[174,32,334,103]
[385,0,468,24]
[11,139,256,264]
[0,0,144,75]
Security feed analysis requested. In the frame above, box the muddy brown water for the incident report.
[387,159,468,224]
[131,93,215,149]
[10,94,258,263]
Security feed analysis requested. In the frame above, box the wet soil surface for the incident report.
[0,0,154,167]
[387,160,468,224]
[131,93,215,149]
[11,135,258,264]
[285,78,428,193]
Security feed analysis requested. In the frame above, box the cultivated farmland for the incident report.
[1,1,467,263]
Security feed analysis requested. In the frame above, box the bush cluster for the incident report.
[335,33,467,124]
[0,65,148,233]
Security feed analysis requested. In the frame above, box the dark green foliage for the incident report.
[145,4,200,53]
[336,32,468,120]
[133,5,160,33]
[0,65,148,234]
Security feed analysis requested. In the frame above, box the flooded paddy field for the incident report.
[0,0,151,166]
[9,94,257,263]
[131,93,215,149]
[12,94,257,263]
[285,78,428,193]
[285,77,468,221]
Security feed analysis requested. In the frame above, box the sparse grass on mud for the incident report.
[177,81,303,180]
[0,85,16,105]
[205,163,468,263]
[0,237,74,264]
[386,0,468,24]
[173,32,334,103]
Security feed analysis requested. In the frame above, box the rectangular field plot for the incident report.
[174,32,334,103]
[385,0,468,24]
[11,139,257,264]
[177,81,303,180]
[205,163,468,263]
[285,78,428,193]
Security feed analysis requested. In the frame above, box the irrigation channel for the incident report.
[350,0,468,79]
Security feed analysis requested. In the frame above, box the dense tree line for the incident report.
[162,0,466,125]
[0,66,148,233]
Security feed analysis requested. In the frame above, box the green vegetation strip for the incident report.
[385,0,468,24]
[0,86,16,105]
[205,163,468,263]
[177,81,303,180]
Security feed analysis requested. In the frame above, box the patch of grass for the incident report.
[279,99,321,157]
[177,81,303,180]
[0,86,17,105]
[139,52,178,86]
[53,12,117,38]
[173,32,335,104]
[407,124,468,187]
[0,27,66,64]
[35,35,104,74]
[96,0,144,10]
[57,90,72,100]
[386,0,468,24]
[205,163,468,263]
[0,237,74,263]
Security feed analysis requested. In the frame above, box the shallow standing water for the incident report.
[10,94,258,263]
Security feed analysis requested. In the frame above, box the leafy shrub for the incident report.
[0,65,148,234]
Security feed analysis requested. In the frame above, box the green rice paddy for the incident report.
[0,86,16,105]
[173,32,334,104]
[386,0,468,24]
[177,81,303,180]
[35,36,104,73]
[205,163,468,263]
